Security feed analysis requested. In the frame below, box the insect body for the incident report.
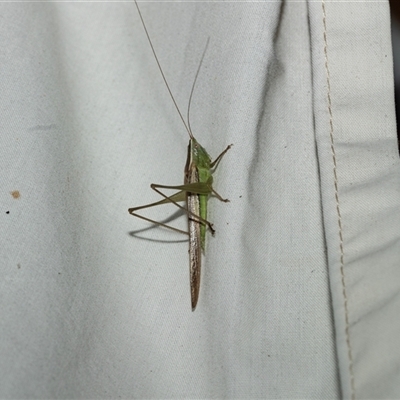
[129,1,231,310]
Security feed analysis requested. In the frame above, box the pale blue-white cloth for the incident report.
[1,1,399,398]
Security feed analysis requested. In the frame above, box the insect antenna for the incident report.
[134,0,194,139]
[187,37,210,139]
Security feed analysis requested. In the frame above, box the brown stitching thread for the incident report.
[321,1,356,399]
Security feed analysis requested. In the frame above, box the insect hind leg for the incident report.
[151,183,215,233]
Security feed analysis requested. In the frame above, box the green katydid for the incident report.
[129,0,231,311]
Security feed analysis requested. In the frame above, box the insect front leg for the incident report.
[210,144,233,169]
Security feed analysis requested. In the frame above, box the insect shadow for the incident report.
[128,208,189,244]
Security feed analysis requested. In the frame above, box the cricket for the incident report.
[129,0,232,311]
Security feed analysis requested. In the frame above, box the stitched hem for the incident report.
[321,1,355,399]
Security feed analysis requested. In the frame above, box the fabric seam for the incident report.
[321,1,356,399]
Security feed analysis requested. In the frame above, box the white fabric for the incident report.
[1,1,399,398]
